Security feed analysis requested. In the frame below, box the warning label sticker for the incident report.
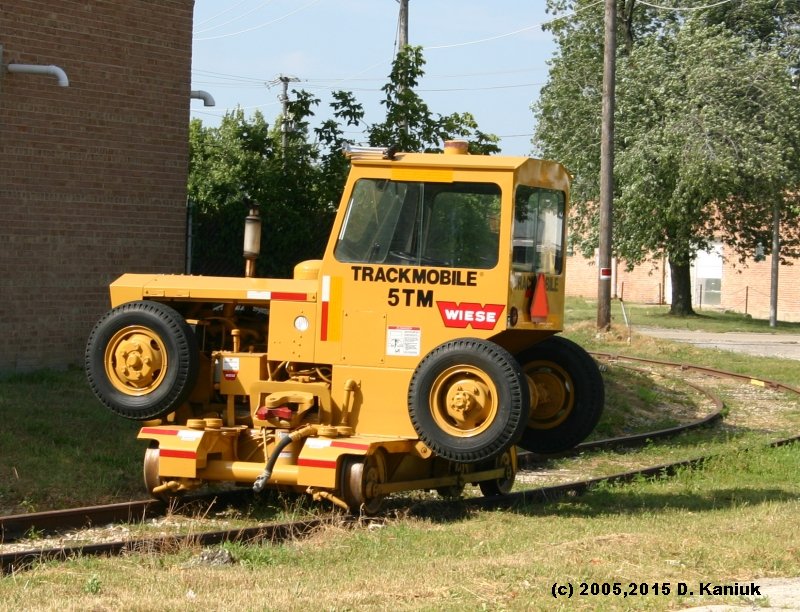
[386,326,421,357]
[222,356,240,381]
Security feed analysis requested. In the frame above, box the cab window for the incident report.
[335,179,501,269]
[512,186,565,274]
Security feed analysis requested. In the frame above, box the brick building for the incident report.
[565,244,800,322]
[1,1,193,372]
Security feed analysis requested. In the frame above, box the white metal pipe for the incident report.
[190,90,215,106]
[7,63,69,86]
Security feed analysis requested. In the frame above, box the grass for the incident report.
[563,299,800,389]
[566,297,800,334]
[0,368,143,515]
[3,444,800,610]
[3,297,800,610]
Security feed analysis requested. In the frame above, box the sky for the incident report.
[189,0,564,156]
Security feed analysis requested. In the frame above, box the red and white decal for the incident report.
[140,427,179,436]
[246,290,308,301]
[436,302,505,330]
[320,275,330,341]
[139,427,203,441]
[330,440,371,451]
[297,458,337,469]
[158,449,197,460]
[272,291,308,301]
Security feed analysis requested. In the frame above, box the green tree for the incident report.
[314,90,366,209]
[368,46,500,154]
[534,0,800,315]
[699,0,800,76]
[188,103,336,278]
[188,109,275,276]
[188,46,501,279]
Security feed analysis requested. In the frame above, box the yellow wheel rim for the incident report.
[524,361,574,429]
[104,325,167,396]
[429,365,498,437]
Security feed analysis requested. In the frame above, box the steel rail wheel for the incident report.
[478,447,517,497]
[409,338,528,463]
[516,336,604,454]
[435,466,466,499]
[86,300,199,420]
[142,445,175,503]
[341,450,387,515]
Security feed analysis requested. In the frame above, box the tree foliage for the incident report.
[534,0,800,315]
[188,46,500,278]
[368,46,500,155]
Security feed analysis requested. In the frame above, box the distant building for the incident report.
[1,1,194,372]
[565,243,800,322]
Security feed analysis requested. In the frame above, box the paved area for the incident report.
[635,327,800,361]
[682,577,800,611]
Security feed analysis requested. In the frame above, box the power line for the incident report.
[636,0,739,11]
[305,66,548,83]
[193,69,266,82]
[194,0,322,41]
[194,0,276,34]
[298,81,545,94]
[192,64,550,93]
[195,0,250,27]
[422,0,604,50]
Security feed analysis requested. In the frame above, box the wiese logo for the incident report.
[436,302,505,330]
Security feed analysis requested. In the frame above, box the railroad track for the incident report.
[3,354,798,575]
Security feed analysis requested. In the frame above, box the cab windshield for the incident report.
[335,179,501,269]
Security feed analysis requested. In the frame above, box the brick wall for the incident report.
[721,258,800,322]
[565,253,668,305]
[1,0,193,371]
[566,250,800,322]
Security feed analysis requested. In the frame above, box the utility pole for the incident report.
[398,0,409,51]
[597,0,616,331]
[274,74,299,154]
[396,0,410,136]
[770,199,780,327]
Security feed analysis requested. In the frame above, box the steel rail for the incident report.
[523,359,725,462]
[2,356,797,575]
[1,516,332,575]
[1,360,722,544]
[457,433,800,513]
[592,352,800,394]
[1,500,160,544]
[0,489,258,545]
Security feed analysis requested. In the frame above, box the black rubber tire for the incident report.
[408,338,529,463]
[85,300,199,420]
[515,336,604,454]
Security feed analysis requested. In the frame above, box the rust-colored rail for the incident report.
[1,517,332,575]
[2,355,797,575]
[1,500,160,543]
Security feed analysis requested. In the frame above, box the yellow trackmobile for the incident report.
[85,141,604,512]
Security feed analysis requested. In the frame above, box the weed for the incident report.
[83,575,101,595]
